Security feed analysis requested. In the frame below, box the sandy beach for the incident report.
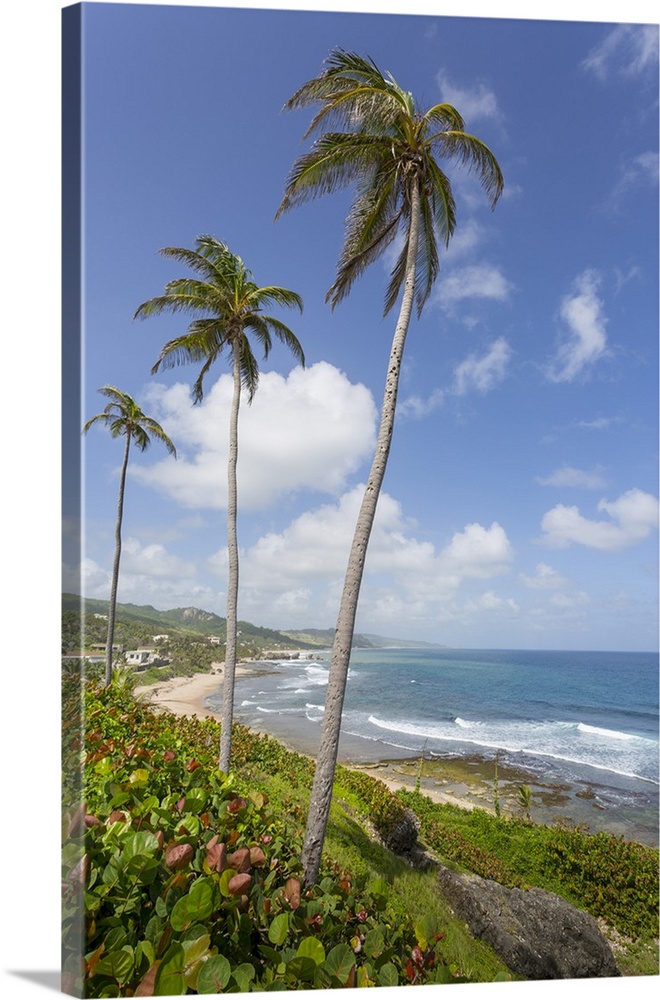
[134,666,247,720]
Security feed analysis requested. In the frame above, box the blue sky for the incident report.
[58,1,658,651]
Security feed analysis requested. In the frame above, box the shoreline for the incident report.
[133,668,659,846]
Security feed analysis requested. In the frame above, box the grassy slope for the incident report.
[63,675,658,987]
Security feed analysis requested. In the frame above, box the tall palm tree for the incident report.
[83,386,177,688]
[276,49,504,885]
[134,236,304,773]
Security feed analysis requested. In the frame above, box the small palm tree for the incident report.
[134,236,304,772]
[517,784,533,823]
[83,386,177,687]
[277,49,503,885]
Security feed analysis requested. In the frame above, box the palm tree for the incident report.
[134,236,304,773]
[83,386,177,688]
[516,784,533,823]
[276,49,504,885]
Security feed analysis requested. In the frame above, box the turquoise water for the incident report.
[225,647,659,841]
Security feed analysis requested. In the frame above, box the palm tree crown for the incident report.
[134,235,304,401]
[277,48,503,315]
[83,386,176,687]
[83,385,178,456]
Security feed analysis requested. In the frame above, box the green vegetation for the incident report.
[62,595,316,654]
[398,789,659,943]
[62,674,658,994]
[63,677,497,995]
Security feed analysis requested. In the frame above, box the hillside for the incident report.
[62,595,437,651]
[62,594,313,651]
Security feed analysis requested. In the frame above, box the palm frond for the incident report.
[277,132,390,218]
[436,131,504,207]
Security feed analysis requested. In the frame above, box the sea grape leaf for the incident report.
[123,831,160,860]
[170,879,214,932]
[196,954,232,994]
[296,937,326,966]
[377,963,399,987]
[94,946,134,984]
[231,963,256,991]
[323,943,355,986]
[364,927,385,958]
[285,956,318,982]
[414,912,440,951]
[268,912,289,945]
[153,944,186,996]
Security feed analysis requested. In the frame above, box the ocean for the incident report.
[211,647,659,844]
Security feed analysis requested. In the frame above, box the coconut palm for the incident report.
[277,49,504,885]
[83,386,177,688]
[516,784,533,823]
[134,236,304,772]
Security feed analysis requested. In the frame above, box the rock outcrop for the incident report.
[436,865,621,980]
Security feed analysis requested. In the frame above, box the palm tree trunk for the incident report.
[104,434,130,687]
[219,345,242,773]
[301,184,422,886]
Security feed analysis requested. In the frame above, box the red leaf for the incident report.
[283,877,301,910]
[135,961,160,996]
[228,872,252,896]
[249,845,266,867]
[165,843,193,870]
[206,838,227,873]
[227,796,247,814]
[228,847,251,873]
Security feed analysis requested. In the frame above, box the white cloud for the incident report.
[540,488,659,551]
[535,465,607,489]
[609,151,659,208]
[436,69,501,123]
[440,521,513,580]
[399,337,510,420]
[437,263,512,307]
[452,337,512,395]
[398,388,445,420]
[226,486,513,628]
[582,24,659,81]
[520,562,571,590]
[133,362,377,510]
[546,270,609,382]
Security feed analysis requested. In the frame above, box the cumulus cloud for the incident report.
[535,465,607,489]
[437,263,512,307]
[453,337,511,395]
[436,69,501,123]
[582,24,659,81]
[540,488,659,551]
[546,270,609,382]
[63,541,213,610]
[228,486,513,627]
[133,362,377,510]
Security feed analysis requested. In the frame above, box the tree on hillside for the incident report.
[277,49,504,885]
[83,386,177,688]
[134,236,304,772]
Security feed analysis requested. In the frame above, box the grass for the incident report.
[63,673,659,988]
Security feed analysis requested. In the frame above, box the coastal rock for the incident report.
[436,865,620,980]
[381,807,421,857]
